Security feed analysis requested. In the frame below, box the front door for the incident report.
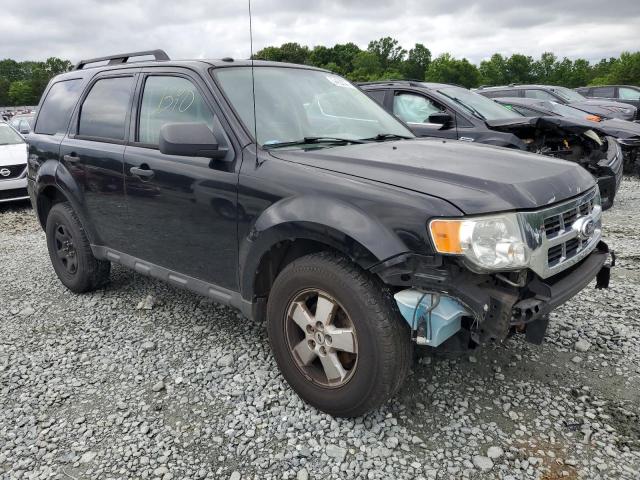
[122,71,239,290]
[392,91,458,139]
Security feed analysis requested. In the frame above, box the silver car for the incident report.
[0,122,29,204]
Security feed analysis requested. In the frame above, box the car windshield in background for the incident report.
[552,87,586,102]
[0,124,25,145]
[437,86,521,121]
[213,67,413,147]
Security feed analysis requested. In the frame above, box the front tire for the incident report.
[45,202,110,293]
[267,252,411,417]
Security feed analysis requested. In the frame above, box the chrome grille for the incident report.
[542,196,595,267]
[519,188,602,279]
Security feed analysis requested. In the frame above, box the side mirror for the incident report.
[19,126,30,134]
[428,112,453,128]
[159,122,228,160]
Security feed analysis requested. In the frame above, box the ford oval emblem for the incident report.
[573,217,596,240]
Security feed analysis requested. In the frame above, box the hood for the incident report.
[269,138,595,215]
[0,143,28,167]
[486,115,616,138]
[598,118,640,140]
[570,99,637,118]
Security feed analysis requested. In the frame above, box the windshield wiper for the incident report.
[264,136,366,149]
[361,133,413,141]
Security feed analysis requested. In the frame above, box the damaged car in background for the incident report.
[360,81,623,209]
[494,96,640,175]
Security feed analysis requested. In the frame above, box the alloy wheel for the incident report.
[285,289,358,388]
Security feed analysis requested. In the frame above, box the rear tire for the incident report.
[266,251,411,417]
[45,202,110,293]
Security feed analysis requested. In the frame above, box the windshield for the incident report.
[551,87,586,102]
[0,123,25,145]
[437,86,522,121]
[213,67,413,147]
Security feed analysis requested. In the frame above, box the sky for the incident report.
[1,0,639,64]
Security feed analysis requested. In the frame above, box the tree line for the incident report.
[253,38,640,88]
[0,58,72,107]
[2,40,638,106]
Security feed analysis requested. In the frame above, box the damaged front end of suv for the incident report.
[374,187,614,350]
[487,117,623,210]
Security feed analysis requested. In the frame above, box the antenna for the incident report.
[248,0,259,165]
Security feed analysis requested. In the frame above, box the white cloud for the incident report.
[0,0,638,63]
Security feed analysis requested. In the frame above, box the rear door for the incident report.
[122,68,240,290]
[392,90,458,139]
[60,72,137,251]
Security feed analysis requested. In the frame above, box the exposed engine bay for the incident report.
[487,116,612,174]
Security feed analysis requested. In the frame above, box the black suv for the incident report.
[360,81,623,209]
[575,85,640,119]
[477,84,637,122]
[27,51,612,417]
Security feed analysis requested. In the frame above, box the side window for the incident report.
[34,79,84,135]
[524,89,556,100]
[591,86,615,98]
[393,92,444,123]
[482,89,517,98]
[366,90,386,106]
[78,77,134,141]
[138,76,214,146]
[618,87,640,101]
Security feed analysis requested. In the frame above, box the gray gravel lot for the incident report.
[1,179,640,480]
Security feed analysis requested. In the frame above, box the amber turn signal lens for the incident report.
[586,115,602,122]
[429,220,463,254]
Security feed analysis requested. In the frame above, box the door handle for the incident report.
[63,154,80,163]
[130,166,155,179]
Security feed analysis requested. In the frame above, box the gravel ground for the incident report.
[1,179,639,480]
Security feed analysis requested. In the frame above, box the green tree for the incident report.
[425,53,480,88]
[532,52,557,84]
[367,37,406,71]
[8,80,33,105]
[331,42,362,74]
[253,42,310,64]
[505,54,535,84]
[479,53,508,85]
[402,43,431,80]
[347,51,384,81]
[0,77,10,106]
[608,51,640,85]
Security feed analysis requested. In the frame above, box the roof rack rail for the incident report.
[74,49,170,70]
[357,79,424,87]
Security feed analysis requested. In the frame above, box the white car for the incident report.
[0,122,29,204]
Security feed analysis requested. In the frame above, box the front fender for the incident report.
[239,195,410,298]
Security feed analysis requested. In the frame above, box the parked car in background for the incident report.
[0,122,29,203]
[495,97,640,174]
[360,81,622,209]
[476,84,637,122]
[9,113,35,134]
[575,85,640,119]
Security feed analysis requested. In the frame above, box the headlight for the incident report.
[429,214,529,270]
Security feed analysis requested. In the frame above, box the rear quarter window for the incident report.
[34,79,84,135]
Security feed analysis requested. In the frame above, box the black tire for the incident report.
[266,251,412,417]
[45,202,110,293]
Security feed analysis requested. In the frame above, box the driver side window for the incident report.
[393,92,444,123]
